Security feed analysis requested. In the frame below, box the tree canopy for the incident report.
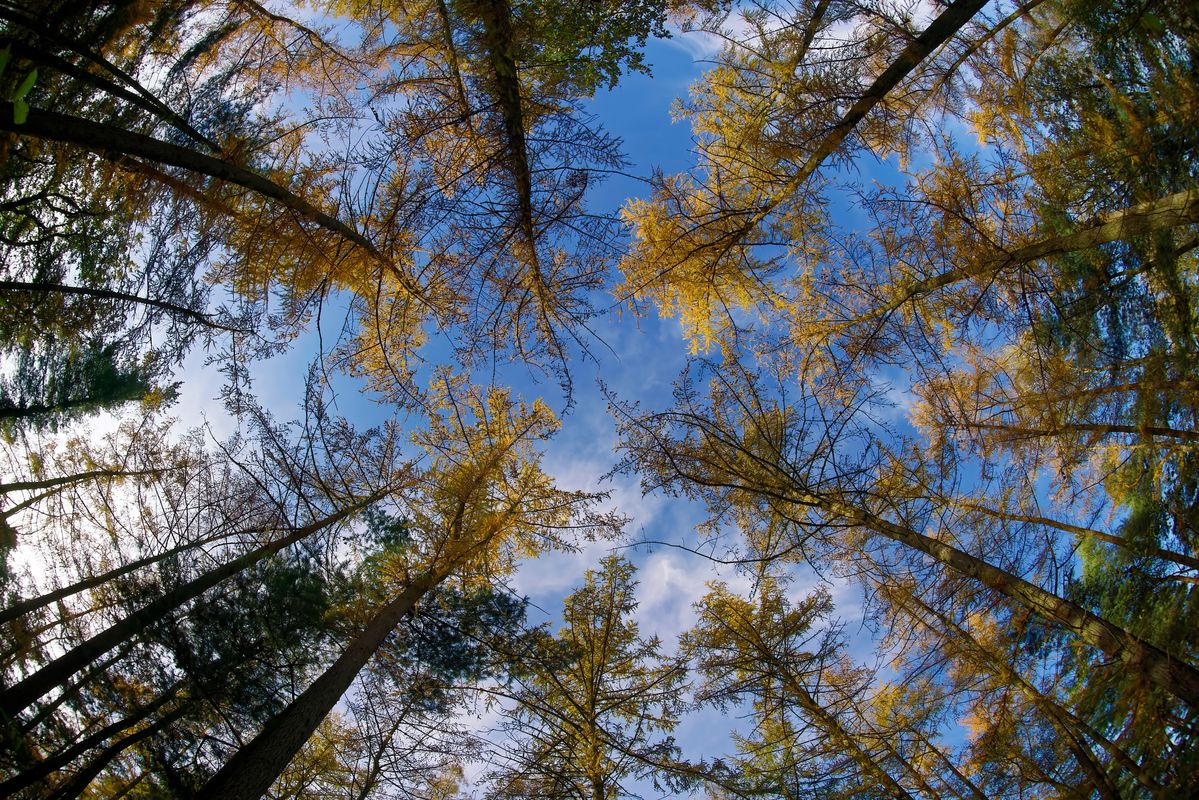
[2,0,1197,797]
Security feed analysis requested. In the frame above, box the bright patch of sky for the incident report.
[4,7,980,793]
[127,14,911,790]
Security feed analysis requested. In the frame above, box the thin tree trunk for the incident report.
[861,187,1199,324]
[727,601,915,800]
[0,280,241,331]
[919,0,1049,106]
[0,684,179,796]
[45,704,188,800]
[0,102,376,257]
[349,716,405,800]
[1,38,218,152]
[0,525,274,626]
[0,4,218,151]
[195,495,518,800]
[470,0,535,249]
[0,490,384,720]
[195,569,443,800]
[869,730,943,800]
[894,590,1161,794]
[962,419,1199,442]
[0,391,150,421]
[959,501,1199,574]
[745,0,990,230]
[17,640,140,734]
[772,658,915,799]
[435,0,476,131]
[908,727,988,800]
[2,605,105,667]
[0,467,167,496]
[832,497,1199,707]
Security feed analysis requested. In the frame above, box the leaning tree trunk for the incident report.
[45,704,189,800]
[0,490,384,721]
[863,187,1199,324]
[469,0,535,248]
[196,506,509,800]
[827,496,1199,708]
[745,0,991,230]
[0,102,374,255]
[195,568,445,800]
[960,501,1199,576]
[759,645,916,800]
[0,524,277,626]
[0,280,238,331]
[0,682,181,795]
[893,589,1160,795]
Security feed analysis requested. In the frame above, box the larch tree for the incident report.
[0,392,417,779]
[195,377,624,800]
[486,555,686,800]
[684,577,921,799]
[611,357,1199,704]
[3,0,1198,796]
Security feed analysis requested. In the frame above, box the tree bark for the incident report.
[0,490,385,721]
[0,102,376,257]
[962,419,1199,442]
[770,655,915,799]
[0,4,218,151]
[0,467,166,496]
[195,569,443,800]
[470,0,536,248]
[832,498,1199,708]
[196,496,515,800]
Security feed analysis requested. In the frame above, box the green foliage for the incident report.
[3,0,1199,797]
[509,0,670,93]
[493,555,687,799]
[0,341,172,435]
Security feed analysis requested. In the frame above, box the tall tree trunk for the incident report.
[774,661,915,799]
[17,639,140,734]
[0,280,238,331]
[195,568,444,800]
[196,501,514,800]
[893,590,1161,794]
[435,0,475,132]
[45,704,189,800]
[829,496,1199,707]
[0,684,180,796]
[745,0,990,230]
[0,4,219,151]
[0,525,274,626]
[0,467,167,496]
[908,727,989,800]
[961,419,1199,442]
[861,187,1199,324]
[0,490,384,721]
[0,102,375,256]
[470,0,535,249]
[959,501,1199,574]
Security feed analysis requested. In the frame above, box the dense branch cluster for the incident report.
[1,0,1196,798]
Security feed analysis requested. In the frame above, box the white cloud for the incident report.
[633,549,755,646]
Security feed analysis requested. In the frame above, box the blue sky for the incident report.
[159,19,907,794]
